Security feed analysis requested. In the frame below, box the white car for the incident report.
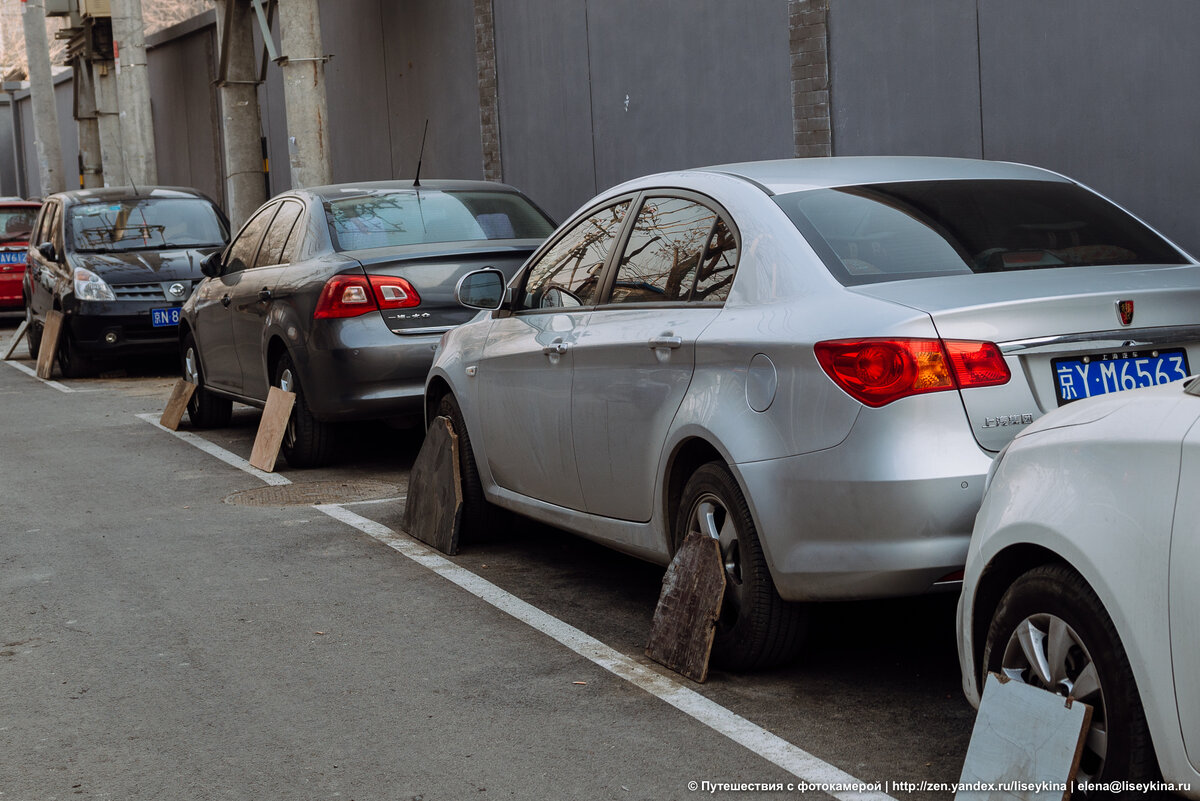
[957,376,1200,793]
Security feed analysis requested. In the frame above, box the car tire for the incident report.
[983,563,1155,786]
[181,331,232,429]
[675,462,808,671]
[435,392,503,541]
[273,351,334,468]
[24,303,41,359]
[56,322,94,378]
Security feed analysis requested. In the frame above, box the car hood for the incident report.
[68,247,218,283]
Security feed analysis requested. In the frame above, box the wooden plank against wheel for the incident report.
[645,531,727,683]
[2,319,28,360]
[248,386,296,472]
[36,310,63,379]
[402,415,464,555]
[159,378,198,431]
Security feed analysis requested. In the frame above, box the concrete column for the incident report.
[21,0,66,195]
[215,0,267,229]
[94,61,127,186]
[278,0,332,189]
[473,0,502,182]
[74,60,104,189]
[110,0,158,185]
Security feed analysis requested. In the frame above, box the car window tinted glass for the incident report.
[225,206,277,274]
[608,198,716,305]
[0,207,37,243]
[775,179,1188,286]
[693,219,739,302]
[325,190,554,252]
[517,201,630,310]
[256,201,303,268]
[68,198,228,253]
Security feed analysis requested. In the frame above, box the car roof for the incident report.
[301,179,528,202]
[51,186,215,205]
[691,156,1071,195]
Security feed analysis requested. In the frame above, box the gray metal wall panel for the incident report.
[16,86,74,198]
[585,0,792,192]
[494,0,596,221]
[977,0,1200,255]
[148,27,224,205]
[828,0,982,158]
[381,1,484,182]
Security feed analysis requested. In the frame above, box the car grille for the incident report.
[111,282,190,300]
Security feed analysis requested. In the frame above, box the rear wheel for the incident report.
[182,331,232,428]
[274,351,334,468]
[56,322,95,378]
[435,392,501,541]
[983,564,1155,787]
[24,303,41,358]
[675,462,807,670]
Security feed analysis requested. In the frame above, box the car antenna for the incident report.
[412,119,429,188]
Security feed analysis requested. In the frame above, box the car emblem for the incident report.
[168,282,187,298]
[1115,299,1134,326]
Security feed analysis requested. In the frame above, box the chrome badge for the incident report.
[1116,299,1134,326]
[168,282,187,298]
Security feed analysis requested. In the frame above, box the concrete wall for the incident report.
[829,0,1200,255]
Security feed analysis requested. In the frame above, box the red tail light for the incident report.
[313,274,421,319]
[814,338,1009,407]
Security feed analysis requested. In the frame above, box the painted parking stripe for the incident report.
[134,412,291,486]
[4,359,76,393]
[316,503,896,801]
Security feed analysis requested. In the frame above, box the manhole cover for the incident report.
[224,479,402,507]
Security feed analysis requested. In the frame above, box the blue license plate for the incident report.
[1053,348,1190,405]
[0,250,23,264]
[151,307,181,327]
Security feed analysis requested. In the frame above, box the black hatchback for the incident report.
[23,186,230,376]
[179,180,554,468]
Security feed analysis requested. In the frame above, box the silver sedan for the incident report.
[426,156,1200,669]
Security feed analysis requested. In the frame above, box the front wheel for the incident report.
[675,462,807,670]
[983,563,1155,786]
[435,392,502,541]
[56,322,95,378]
[273,352,334,468]
[182,331,232,428]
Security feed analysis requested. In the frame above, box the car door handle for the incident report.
[541,338,570,355]
[258,288,272,301]
[648,335,683,349]
[221,294,231,307]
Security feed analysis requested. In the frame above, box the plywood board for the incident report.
[159,378,198,431]
[401,416,463,555]
[248,386,296,472]
[35,310,63,379]
[2,319,27,360]
[955,673,1092,801]
[645,531,727,683]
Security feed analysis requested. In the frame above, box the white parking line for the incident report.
[316,503,896,801]
[135,411,894,800]
[4,359,76,393]
[134,412,292,486]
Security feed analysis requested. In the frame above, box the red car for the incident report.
[0,200,41,311]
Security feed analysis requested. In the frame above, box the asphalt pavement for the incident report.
[0,314,975,801]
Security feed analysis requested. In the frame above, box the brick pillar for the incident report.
[474,0,502,182]
[790,0,831,158]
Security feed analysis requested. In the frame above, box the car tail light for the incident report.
[814,338,1009,407]
[313,274,421,319]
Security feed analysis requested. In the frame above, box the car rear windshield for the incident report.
[69,198,228,253]
[0,206,37,243]
[774,179,1188,286]
[324,190,555,252]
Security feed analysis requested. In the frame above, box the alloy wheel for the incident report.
[278,367,297,449]
[685,492,744,622]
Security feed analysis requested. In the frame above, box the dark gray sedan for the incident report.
[180,180,554,467]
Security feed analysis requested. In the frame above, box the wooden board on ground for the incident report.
[159,379,198,431]
[2,319,28,360]
[955,673,1092,801]
[35,310,63,379]
[248,386,296,472]
[401,415,463,555]
[645,530,726,683]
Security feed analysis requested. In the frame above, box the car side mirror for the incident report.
[36,241,56,261]
[456,268,506,311]
[200,250,223,278]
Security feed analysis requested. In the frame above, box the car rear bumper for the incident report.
[733,400,995,602]
[0,270,23,308]
[298,315,446,422]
